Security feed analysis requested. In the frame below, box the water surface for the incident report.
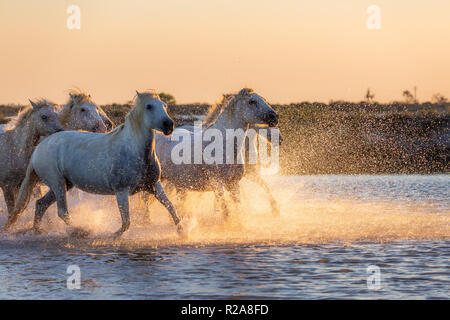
[0,175,448,299]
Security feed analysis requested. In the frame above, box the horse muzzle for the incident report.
[93,122,107,133]
[264,112,279,128]
[162,119,174,136]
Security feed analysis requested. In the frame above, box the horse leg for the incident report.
[140,192,155,224]
[212,183,229,219]
[247,173,280,216]
[33,190,56,234]
[32,184,45,200]
[154,182,182,233]
[2,185,21,230]
[227,184,241,212]
[34,182,73,234]
[174,188,189,218]
[2,186,16,218]
[113,189,130,238]
[52,181,88,237]
[141,181,174,223]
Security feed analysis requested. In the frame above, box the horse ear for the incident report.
[135,90,141,97]
[29,99,38,110]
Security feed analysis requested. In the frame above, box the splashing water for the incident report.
[0,175,448,299]
[1,175,448,246]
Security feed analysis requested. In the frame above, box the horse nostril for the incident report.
[265,112,278,126]
[163,120,174,134]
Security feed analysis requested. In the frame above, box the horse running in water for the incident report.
[0,100,64,223]
[149,88,279,218]
[7,91,181,237]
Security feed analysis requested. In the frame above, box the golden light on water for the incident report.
[2,178,447,247]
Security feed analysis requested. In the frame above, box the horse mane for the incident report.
[202,88,254,128]
[5,99,58,131]
[58,89,93,126]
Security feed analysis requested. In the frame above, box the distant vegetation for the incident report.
[159,92,176,105]
[1,100,448,174]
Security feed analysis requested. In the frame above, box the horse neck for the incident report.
[11,122,40,158]
[122,116,155,159]
[212,110,249,135]
[211,110,249,161]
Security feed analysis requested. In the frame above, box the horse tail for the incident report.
[14,162,39,216]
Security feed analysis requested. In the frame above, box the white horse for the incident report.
[0,91,113,134]
[16,91,114,205]
[58,90,114,133]
[0,100,64,221]
[149,88,279,218]
[160,123,282,215]
[7,91,181,237]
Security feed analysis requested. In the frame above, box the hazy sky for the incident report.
[0,0,449,104]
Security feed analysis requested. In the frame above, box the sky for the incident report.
[0,0,449,104]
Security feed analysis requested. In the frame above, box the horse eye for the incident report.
[146,104,153,110]
[249,100,257,106]
[41,115,48,121]
[80,108,86,112]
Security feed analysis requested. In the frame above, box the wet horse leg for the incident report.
[226,183,241,213]
[142,181,177,223]
[153,182,182,233]
[2,186,16,219]
[113,189,130,238]
[246,173,280,216]
[211,181,229,219]
[34,182,74,234]
[33,190,56,234]
[2,185,20,230]
[50,181,88,237]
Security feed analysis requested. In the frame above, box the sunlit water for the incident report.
[0,175,448,299]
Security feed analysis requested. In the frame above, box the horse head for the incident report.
[61,91,111,133]
[232,88,279,128]
[28,99,64,136]
[134,90,174,136]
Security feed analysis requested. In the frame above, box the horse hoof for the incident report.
[33,227,44,235]
[271,204,281,217]
[176,223,189,239]
[13,227,33,236]
[142,214,152,225]
[112,231,123,240]
[69,227,89,238]
[1,223,12,234]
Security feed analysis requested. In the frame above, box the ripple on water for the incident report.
[0,175,448,299]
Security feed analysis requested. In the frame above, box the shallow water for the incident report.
[0,175,448,299]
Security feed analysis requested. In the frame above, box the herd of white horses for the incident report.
[0,88,280,238]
